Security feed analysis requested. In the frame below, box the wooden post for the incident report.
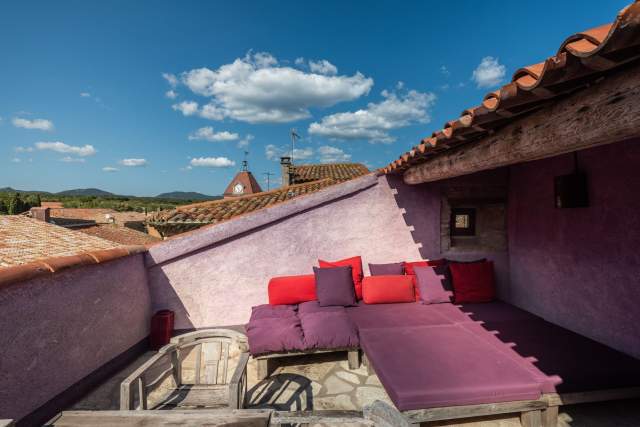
[256,358,270,381]
[541,406,559,427]
[347,350,360,370]
[520,410,542,427]
[404,63,640,185]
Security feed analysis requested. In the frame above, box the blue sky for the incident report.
[0,1,627,196]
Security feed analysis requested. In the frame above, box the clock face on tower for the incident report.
[233,183,244,194]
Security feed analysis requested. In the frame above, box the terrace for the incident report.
[2,2,640,426]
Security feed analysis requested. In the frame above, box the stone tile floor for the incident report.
[72,351,640,426]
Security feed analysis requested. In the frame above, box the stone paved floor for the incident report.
[72,351,640,426]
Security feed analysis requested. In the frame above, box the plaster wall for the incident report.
[0,254,151,422]
[507,138,640,358]
[148,173,510,329]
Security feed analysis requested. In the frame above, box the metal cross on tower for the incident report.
[241,150,249,171]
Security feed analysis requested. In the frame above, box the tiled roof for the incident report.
[223,171,263,196]
[146,178,340,237]
[383,1,640,174]
[76,224,160,246]
[49,208,147,224]
[0,216,119,268]
[291,163,369,184]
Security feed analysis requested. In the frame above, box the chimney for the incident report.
[31,207,51,222]
[280,156,292,186]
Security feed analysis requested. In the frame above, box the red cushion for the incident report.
[403,259,447,301]
[319,256,364,300]
[268,275,316,305]
[449,261,496,303]
[362,275,415,304]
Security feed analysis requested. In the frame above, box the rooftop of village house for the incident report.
[2,2,640,426]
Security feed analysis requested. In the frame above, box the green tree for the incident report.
[0,199,7,214]
[7,193,19,215]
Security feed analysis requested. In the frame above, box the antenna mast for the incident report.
[263,172,274,191]
[290,129,300,165]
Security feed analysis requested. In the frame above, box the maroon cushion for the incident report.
[313,266,357,307]
[359,325,543,410]
[449,260,496,303]
[413,266,452,304]
[368,262,404,276]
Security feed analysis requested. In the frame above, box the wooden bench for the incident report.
[255,348,360,380]
[120,329,250,410]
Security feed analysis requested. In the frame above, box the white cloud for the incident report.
[102,166,119,172]
[60,156,85,163]
[265,144,314,161]
[11,158,21,163]
[35,141,96,156]
[309,59,337,76]
[177,52,373,123]
[190,156,235,168]
[12,117,54,131]
[294,57,305,66]
[119,158,147,167]
[188,126,239,142]
[172,101,199,116]
[237,134,254,149]
[80,92,91,97]
[318,145,351,163]
[440,65,450,76]
[14,146,34,153]
[308,87,436,143]
[472,56,506,88]
[162,72,178,88]
[165,90,178,99]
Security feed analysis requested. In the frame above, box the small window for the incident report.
[450,208,476,236]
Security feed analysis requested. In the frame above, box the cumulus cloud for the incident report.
[60,156,85,163]
[188,126,239,142]
[308,87,436,143]
[309,59,337,76]
[265,144,314,161]
[472,56,506,88]
[176,52,373,123]
[162,72,178,88]
[318,145,351,163]
[102,166,119,172]
[119,158,147,167]
[12,117,54,131]
[172,101,199,116]
[237,134,254,149]
[165,90,178,99]
[190,156,235,168]
[35,141,96,156]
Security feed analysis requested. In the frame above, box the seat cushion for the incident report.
[298,301,359,349]
[359,325,543,410]
[346,301,453,330]
[246,304,305,355]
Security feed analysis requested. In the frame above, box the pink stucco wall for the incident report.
[147,174,509,329]
[0,254,151,422]
[507,138,640,358]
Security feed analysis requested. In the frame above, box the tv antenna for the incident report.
[290,129,301,164]
[263,172,274,191]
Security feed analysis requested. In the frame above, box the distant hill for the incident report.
[56,188,115,197]
[156,191,220,201]
[0,187,52,195]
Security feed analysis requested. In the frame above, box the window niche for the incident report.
[441,191,507,253]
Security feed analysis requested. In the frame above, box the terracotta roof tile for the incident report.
[291,163,369,183]
[0,216,119,268]
[76,224,160,246]
[146,178,342,237]
[384,1,640,173]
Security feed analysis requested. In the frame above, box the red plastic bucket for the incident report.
[150,310,174,350]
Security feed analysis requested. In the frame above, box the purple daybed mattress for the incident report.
[359,324,544,411]
[247,302,359,356]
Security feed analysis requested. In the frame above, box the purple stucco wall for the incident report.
[0,254,151,422]
[147,174,508,329]
[507,138,640,358]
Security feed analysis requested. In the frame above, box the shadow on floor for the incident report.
[246,373,313,411]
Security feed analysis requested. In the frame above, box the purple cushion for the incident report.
[298,301,359,349]
[314,266,356,307]
[346,301,453,330]
[246,305,305,355]
[359,325,543,410]
[413,266,452,304]
[368,262,404,276]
